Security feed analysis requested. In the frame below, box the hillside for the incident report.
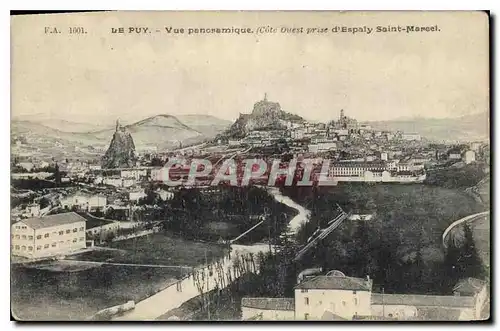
[176,114,232,138]
[11,121,102,146]
[367,112,489,142]
[11,114,230,152]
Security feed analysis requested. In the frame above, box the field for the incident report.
[283,183,487,294]
[109,232,229,266]
[288,184,486,251]
[11,233,228,321]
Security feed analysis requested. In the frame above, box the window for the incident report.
[79,227,84,231]
[301,289,308,293]
[73,238,77,243]
[59,241,64,245]
[44,233,49,238]
[28,246,33,251]
[353,291,357,295]
[66,230,71,234]
[21,246,26,251]
[79,237,84,241]
[59,231,64,235]
[44,244,49,249]
[15,245,20,250]
[73,228,77,233]
[36,245,41,250]
[354,298,358,305]
[28,236,33,240]
[36,235,41,239]
[51,243,57,247]
[304,313,309,320]
[15,235,20,239]
[22,235,26,240]
[305,297,309,305]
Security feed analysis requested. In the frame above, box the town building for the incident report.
[330,162,387,177]
[463,150,476,164]
[11,212,87,259]
[129,190,147,202]
[24,203,41,217]
[308,141,337,153]
[85,217,120,243]
[60,192,107,212]
[370,292,485,320]
[121,169,147,180]
[17,162,35,172]
[402,133,422,141]
[156,189,175,201]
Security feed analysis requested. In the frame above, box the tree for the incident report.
[444,235,462,287]
[39,197,50,209]
[104,232,116,244]
[458,223,484,279]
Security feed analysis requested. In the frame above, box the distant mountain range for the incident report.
[11,114,232,151]
[367,112,489,143]
[11,110,490,156]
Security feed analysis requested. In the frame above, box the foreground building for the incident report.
[11,212,87,259]
[241,272,487,321]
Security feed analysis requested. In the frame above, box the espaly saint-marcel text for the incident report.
[332,25,440,34]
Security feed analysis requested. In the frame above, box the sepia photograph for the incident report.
[10,10,490,321]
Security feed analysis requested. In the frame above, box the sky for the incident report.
[11,11,489,125]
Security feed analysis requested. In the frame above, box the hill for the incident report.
[367,112,489,142]
[90,114,203,150]
[224,96,305,138]
[101,123,137,168]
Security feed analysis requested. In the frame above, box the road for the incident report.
[112,187,310,321]
[442,211,490,248]
[112,244,269,321]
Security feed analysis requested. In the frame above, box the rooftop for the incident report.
[18,212,87,230]
[241,297,295,311]
[371,294,475,308]
[333,162,387,168]
[295,275,372,291]
[78,213,116,230]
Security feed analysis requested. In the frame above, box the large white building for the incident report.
[294,275,373,320]
[329,162,387,177]
[11,212,87,259]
